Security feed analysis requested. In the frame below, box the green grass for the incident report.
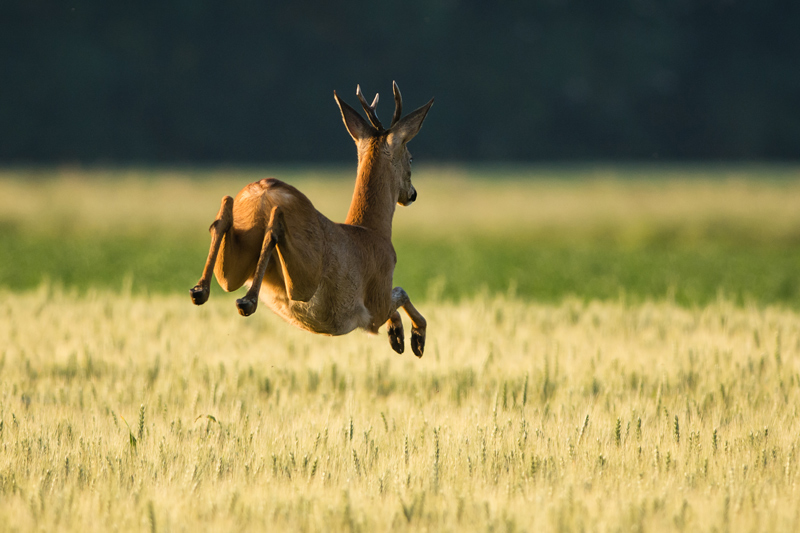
[395,238,800,306]
[2,231,799,307]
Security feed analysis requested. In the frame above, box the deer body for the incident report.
[190,83,433,356]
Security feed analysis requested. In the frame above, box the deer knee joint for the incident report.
[209,196,234,232]
[219,195,234,218]
[209,218,229,233]
[391,287,409,307]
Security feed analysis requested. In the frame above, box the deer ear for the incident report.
[388,98,434,147]
[334,91,376,142]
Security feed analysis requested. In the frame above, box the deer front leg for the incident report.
[235,206,284,317]
[190,196,234,305]
[387,287,427,358]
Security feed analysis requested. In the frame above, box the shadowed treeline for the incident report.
[2,0,799,164]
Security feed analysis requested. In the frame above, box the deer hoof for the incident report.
[411,328,425,358]
[190,285,209,305]
[236,297,257,317]
[388,325,404,354]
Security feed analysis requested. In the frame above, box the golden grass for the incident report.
[3,165,800,530]
[3,165,800,245]
[2,287,800,531]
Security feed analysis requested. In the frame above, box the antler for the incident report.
[390,80,403,128]
[356,85,384,130]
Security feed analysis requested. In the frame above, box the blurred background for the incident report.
[2,0,799,165]
[2,0,800,307]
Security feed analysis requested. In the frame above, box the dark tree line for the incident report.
[2,0,798,164]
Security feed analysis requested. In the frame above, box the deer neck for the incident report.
[345,139,396,238]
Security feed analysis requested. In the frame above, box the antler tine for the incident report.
[390,80,403,128]
[356,84,384,130]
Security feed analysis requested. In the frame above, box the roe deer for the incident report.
[190,82,434,357]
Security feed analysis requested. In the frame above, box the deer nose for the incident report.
[409,189,417,203]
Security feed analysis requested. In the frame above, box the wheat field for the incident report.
[2,287,800,532]
[2,167,800,531]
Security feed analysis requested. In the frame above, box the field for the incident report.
[2,166,800,531]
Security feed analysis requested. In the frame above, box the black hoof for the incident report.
[190,285,209,305]
[388,326,404,354]
[411,329,425,358]
[236,297,257,316]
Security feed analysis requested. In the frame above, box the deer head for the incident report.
[334,81,434,207]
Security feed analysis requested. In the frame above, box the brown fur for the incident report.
[190,83,433,357]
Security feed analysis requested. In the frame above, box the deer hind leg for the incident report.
[190,196,234,305]
[234,205,285,317]
[385,287,427,357]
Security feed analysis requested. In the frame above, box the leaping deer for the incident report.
[190,82,434,357]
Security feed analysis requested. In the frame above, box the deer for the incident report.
[189,82,434,357]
